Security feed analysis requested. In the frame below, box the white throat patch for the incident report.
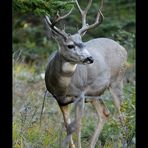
[62,62,77,73]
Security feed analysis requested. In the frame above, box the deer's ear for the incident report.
[53,32,69,43]
[50,29,62,39]
[46,28,68,42]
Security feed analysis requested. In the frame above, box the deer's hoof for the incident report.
[70,144,75,148]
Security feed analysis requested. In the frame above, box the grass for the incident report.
[13,62,135,148]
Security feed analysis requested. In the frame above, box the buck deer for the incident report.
[44,0,127,147]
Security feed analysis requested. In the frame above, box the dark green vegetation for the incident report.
[13,0,135,147]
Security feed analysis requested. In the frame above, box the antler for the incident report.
[75,0,92,27]
[75,0,104,36]
[52,7,74,26]
[44,7,74,39]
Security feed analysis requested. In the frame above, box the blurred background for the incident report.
[13,0,135,147]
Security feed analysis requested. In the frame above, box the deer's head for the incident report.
[45,0,104,64]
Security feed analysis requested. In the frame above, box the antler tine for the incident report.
[79,9,104,34]
[75,0,92,27]
[99,0,104,10]
[44,7,74,39]
[84,0,93,14]
[44,16,68,39]
[78,0,104,36]
[52,7,74,26]
[75,0,83,14]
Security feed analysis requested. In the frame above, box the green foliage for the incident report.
[112,30,135,63]
[98,84,135,147]
[13,0,74,16]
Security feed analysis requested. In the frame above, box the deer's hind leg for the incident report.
[109,80,126,135]
[90,98,110,148]
[109,80,124,113]
[109,65,128,146]
[109,61,127,113]
[109,77,127,139]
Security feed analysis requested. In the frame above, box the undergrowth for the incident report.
[13,63,135,148]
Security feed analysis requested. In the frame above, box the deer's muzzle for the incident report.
[83,56,94,64]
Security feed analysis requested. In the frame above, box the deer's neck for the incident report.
[57,62,77,89]
[62,62,77,74]
[46,52,78,97]
[51,52,77,96]
[59,54,77,87]
[51,52,77,87]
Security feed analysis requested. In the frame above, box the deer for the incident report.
[44,0,128,148]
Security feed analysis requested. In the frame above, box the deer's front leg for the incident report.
[75,93,85,148]
[60,105,75,148]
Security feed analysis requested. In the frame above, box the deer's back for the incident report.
[85,38,127,74]
[67,38,127,96]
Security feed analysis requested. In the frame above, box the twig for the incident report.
[40,89,48,126]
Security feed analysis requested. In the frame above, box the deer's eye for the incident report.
[67,45,75,49]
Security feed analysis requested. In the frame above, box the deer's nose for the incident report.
[83,56,94,64]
